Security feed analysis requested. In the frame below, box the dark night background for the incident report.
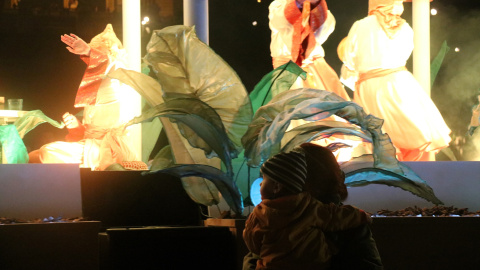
[1,0,480,158]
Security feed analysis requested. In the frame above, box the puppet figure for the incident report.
[340,0,451,161]
[269,0,350,100]
[29,24,139,170]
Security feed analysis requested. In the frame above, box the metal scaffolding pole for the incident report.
[183,0,209,44]
[411,0,432,96]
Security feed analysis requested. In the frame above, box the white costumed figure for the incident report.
[29,24,139,170]
[340,0,451,161]
[269,0,350,101]
[269,0,366,162]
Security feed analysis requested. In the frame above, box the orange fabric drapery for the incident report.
[84,124,128,170]
[355,66,407,96]
[74,48,110,107]
[284,0,327,66]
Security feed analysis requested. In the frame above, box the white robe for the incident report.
[342,15,451,153]
[39,53,138,169]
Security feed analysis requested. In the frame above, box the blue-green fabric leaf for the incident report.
[144,25,253,154]
[126,97,235,178]
[431,40,450,87]
[242,88,441,204]
[249,61,306,114]
[242,88,363,166]
[146,164,244,215]
[110,26,252,210]
[342,155,443,205]
[281,120,372,153]
[14,110,65,139]
[109,70,222,207]
[150,145,174,171]
[0,124,28,164]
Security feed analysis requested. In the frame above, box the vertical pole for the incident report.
[412,0,431,96]
[183,0,209,44]
[184,0,211,215]
[411,0,434,160]
[122,0,142,161]
[122,0,141,72]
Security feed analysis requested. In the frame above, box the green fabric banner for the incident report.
[0,124,28,164]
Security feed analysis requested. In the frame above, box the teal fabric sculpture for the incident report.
[0,110,64,164]
[109,25,253,215]
[241,88,442,204]
[0,124,28,164]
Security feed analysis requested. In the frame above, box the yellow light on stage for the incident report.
[431,8,437,15]
[252,21,257,26]
[122,0,142,161]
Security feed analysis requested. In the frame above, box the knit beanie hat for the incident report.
[296,143,348,204]
[260,151,308,193]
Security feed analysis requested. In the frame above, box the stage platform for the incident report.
[345,161,480,213]
[0,161,479,220]
[0,164,83,220]
[1,162,479,270]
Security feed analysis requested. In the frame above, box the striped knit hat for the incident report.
[260,151,308,193]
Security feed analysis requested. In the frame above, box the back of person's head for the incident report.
[260,151,308,195]
[297,143,348,204]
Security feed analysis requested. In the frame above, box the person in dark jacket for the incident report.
[243,143,383,270]
[243,150,372,269]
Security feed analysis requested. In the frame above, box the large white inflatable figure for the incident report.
[340,0,451,161]
[29,25,140,170]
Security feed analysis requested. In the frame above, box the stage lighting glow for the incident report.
[252,21,258,26]
[431,9,437,15]
[455,47,460,52]
[250,177,263,206]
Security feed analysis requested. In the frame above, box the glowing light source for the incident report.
[142,16,150,25]
[252,21,258,26]
[250,177,263,206]
[122,0,142,160]
[431,8,437,15]
[455,47,460,52]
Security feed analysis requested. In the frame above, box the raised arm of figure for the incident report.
[61,34,91,56]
